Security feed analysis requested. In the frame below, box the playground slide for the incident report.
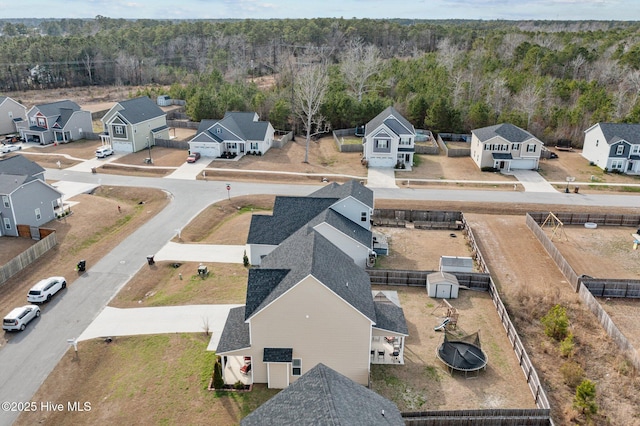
[434,317,450,331]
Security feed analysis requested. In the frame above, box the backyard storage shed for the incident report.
[439,256,474,273]
[427,271,460,299]
[157,95,171,106]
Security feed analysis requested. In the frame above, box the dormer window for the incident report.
[616,145,624,155]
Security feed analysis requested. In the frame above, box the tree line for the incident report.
[2,17,640,146]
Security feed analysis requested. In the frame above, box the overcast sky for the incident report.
[0,0,637,21]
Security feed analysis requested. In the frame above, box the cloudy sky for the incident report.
[0,0,636,21]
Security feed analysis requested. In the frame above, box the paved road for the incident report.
[0,169,638,424]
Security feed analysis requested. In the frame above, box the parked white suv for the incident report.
[96,146,114,158]
[2,305,41,331]
[27,276,67,303]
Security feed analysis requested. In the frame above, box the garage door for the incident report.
[511,158,537,170]
[112,141,133,153]
[368,156,394,167]
[189,143,219,158]
[436,284,452,299]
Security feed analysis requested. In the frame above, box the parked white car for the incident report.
[96,146,114,158]
[1,144,21,153]
[2,305,41,331]
[27,276,67,303]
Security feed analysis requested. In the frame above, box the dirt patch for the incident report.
[0,237,37,264]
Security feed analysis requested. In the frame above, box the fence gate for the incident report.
[29,226,40,240]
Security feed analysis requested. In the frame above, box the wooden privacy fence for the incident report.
[0,232,57,288]
[367,269,491,291]
[403,408,551,425]
[528,212,640,227]
[154,138,189,150]
[373,209,462,223]
[582,278,640,298]
[332,128,363,153]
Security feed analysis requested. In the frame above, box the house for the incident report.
[362,106,416,168]
[216,225,408,389]
[241,363,404,426]
[100,97,170,153]
[582,123,640,174]
[246,180,374,266]
[0,155,62,237]
[0,96,27,135]
[470,123,543,171]
[16,100,92,145]
[188,112,274,159]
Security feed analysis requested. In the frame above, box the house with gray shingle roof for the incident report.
[241,363,404,426]
[0,155,62,236]
[582,123,640,174]
[16,100,92,145]
[470,123,543,171]
[363,106,416,168]
[0,96,27,135]
[100,97,170,153]
[246,180,374,266]
[188,111,274,159]
[217,223,408,389]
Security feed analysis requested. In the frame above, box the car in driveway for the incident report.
[186,152,201,163]
[2,305,40,331]
[96,146,114,158]
[27,276,67,303]
[1,144,21,153]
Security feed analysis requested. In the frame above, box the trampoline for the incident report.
[436,330,488,376]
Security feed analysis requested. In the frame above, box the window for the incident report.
[292,359,302,376]
[114,125,125,136]
[484,144,490,151]
[596,140,599,147]
[216,128,221,134]
[526,144,537,153]
[616,145,625,155]
[3,218,10,230]
[35,208,41,221]
[611,160,624,170]
[2,195,8,208]
[361,211,367,222]
[399,137,411,145]
[375,139,388,149]
[632,146,639,154]
[511,143,520,151]
[37,117,46,128]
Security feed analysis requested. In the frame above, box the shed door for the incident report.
[436,284,451,299]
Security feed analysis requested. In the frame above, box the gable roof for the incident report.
[248,226,376,323]
[308,208,372,247]
[241,363,404,426]
[364,106,415,138]
[216,306,250,353]
[594,123,640,146]
[0,155,45,182]
[197,111,270,143]
[309,180,374,209]
[0,174,29,194]
[372,301,409,335]
[114,97,165,124]
[34,100,81,117]
[246,197,338,245]
[472,123,537,143]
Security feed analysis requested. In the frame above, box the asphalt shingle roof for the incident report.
[364,106,414,139]
[244,268,291,319]
[307,208,372,247]
[263,347,293,363]
[216,306,250,353]
[197,112,270,144]
[372,301,409,335]
[116,97,165,124]
[596,123,640,146]
[35,100,81,117]
[250,226,376,323]
[472,123,536,143]
[0,155,45,182]
[241,363,404,426]
[492,153,513,160]
[309,180,374,209]
[0,174,29,194]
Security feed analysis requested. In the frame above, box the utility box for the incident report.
[198,265,208,277]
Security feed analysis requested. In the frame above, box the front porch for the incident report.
[221,355,253,386]
[371,336,405,365]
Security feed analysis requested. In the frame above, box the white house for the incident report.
[470,123,543,171]
[582,123,640,174]
[362,106,416,168]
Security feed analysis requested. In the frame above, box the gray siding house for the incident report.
[16,100,92,145]
[100,97,170,153]
[0,155,62,236]
[363,106,416,168]
[470,123,543,171]
[0,96,27,135]
[582,122,640,174]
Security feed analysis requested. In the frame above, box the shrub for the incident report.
[541,304,569,341]
[560,332,574,357]
[573,379,598,417]
[481,166,498,172]
[560,361,584,389]
[234,380,245,390]
[243,250,250,268]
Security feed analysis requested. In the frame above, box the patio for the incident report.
[371,335,405,365]
[222,355,253,386]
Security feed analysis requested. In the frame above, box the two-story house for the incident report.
[470,123,543,171]
[582,123,640,174]
[362,106,416,168]
[246,180,374,266]
[16,100,92,145]
[100,97,170,153]
[0,155,62,236]
[188,111,274,158]
[0,96,27,135]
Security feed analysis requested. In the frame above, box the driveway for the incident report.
[166,160,209,179]
[509,170,558,193]
[78,305,241,351]
[366,167,398,188]
[154,241,246,263]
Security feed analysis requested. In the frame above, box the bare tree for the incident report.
[515,84,543,129]
[436,37,462,72]
[294,63,329,163]
[570,54,587,80]
[82,52,94,85]
[340,39,383,102]
[487,77,511,118]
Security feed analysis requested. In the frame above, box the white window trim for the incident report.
[3,218,10,230]
[616,145,624,155]
[2,195,9,208]
[292,358,302,376]
[35,208,41,221]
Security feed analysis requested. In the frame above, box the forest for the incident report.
[2,17,640,145]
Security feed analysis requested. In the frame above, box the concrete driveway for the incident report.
[366,167,397,188]
[509,170,558,193]
[166,160,209,179]
[154,241,246,263]
[78,305,241,351]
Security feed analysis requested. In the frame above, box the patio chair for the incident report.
[377,350,385,361]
